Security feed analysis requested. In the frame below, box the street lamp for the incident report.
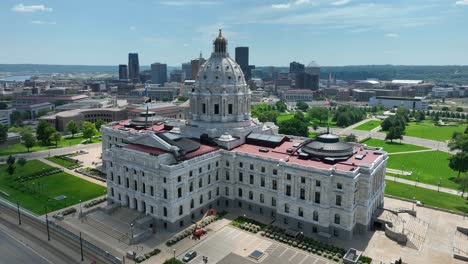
[173,248,176,259]
[412,196,416,210]
[130,223,134,239]
[79,199,82,215]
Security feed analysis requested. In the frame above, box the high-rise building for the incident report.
[128,53,140,83]
[191,56,206,80]
[182,63,192,80]
[289,61,305,74]
[170,70,185,83]
[118,64,128,80]
[235,47,251,80]
[150,63,168,85]
[295,62,320,91]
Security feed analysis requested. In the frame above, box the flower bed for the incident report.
[230,216,266,229]
[84,197,106,208]
[76,167,106,182]
[260,225,372,263]
[15,168,62,182]
[53,207,77,218]
[135,248,161,263]
[166,211,227,247]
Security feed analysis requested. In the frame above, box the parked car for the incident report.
[182,250,197,262]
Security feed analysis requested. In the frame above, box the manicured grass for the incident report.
[361,138,428,153]
[0,134,101,156]
[354,120,382,131]
[0,160,106,214]
[385,180,468,214]
[404,121,466,141]
[276,113,294,123]
[46,156,78,168]
[386,150,460,190]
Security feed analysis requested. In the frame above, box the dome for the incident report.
[300,133,354,160]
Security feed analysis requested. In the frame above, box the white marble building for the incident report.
[101,31,387,239]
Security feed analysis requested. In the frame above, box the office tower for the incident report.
[235,47,251,80]
[295,61,320,91]
[191,55,206,80]
[170,70,185,83]
[151,62,168,85]
[118,64,128,80]
[182,63,192,80]
[128,53,140,83]
[289,61,305,75]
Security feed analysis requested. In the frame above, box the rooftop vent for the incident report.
[355,154,366,160]
[259,148,269,153]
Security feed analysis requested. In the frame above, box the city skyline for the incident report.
[1,0,468,66]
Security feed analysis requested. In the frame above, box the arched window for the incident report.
[298,207,303,217]
[313,211,319,221]
[334,214,340,225]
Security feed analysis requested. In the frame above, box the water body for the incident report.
[0,75,31,82]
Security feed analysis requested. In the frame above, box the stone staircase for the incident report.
[400,213,429,250]
[111,206,142,224]
[453,230,468,260]
[82,215,129,243]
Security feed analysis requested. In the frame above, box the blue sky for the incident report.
[1,0,468,66]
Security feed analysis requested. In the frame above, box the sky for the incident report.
[1,0,468,66]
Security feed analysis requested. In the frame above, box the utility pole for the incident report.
[17,201,21,225]
[80,232,84,261]
[45,207,50,241]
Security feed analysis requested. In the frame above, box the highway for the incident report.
[0,227,50,264]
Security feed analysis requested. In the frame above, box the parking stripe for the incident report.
[288,251,298,261]
[279,248,289,257]
[298,255,309,264]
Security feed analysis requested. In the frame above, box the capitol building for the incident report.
[101,31,387,239]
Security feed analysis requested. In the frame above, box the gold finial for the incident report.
[218,29,222,38]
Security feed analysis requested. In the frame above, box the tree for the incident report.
[442,106,449,111]
[294,111,305,121]
[18,157,27,167]
[458,173,468,199]
[50,131,62,148]
[275,101,287,112]
[82,121,97,143]
[95,119,105,130]
[312,123,319,131]
[21,131,37,152]
[344,134,358,142]
[66,120,80,138]
[258,111,279,123]
[307,107,328,125]
[449,133,468,152]
[36,120,56,145]
[449,152,468,178]
[385,126,404,143]
[7,164,15,176]
[278,118,309,137]
[296,101,309,111]
[6,155,16,166]
[0,123,7,145]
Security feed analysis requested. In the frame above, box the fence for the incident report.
[0,198,122,264]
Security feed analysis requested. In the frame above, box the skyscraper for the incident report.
[235,47,251,80]
[295,61,320,91]
[191,56,206,80]
[289,61,305,75]
[128,53,140,83]
[182,62,192,80]
[118,64,128,80]
[151,62,168,85]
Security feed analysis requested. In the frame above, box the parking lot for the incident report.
[178,226,332,264]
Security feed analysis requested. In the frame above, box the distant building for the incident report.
[126,102,188,120]
[235,47,251,80]
[289,61,305,74]
[132,85,179,101]
[191,57,206,80]
[0,109,14,126]
[369,96,428,111]
[13,95,88,106]
[128,53,140,83]
[293,62,319,91]
[182,63,192,80]
[281,89,314,102]
[352,89,376,102]
[170,70,185,83]
[15,102,55,119]
[119,64,128,80]
[151,63,168,85]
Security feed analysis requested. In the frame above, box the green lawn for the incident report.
[354,120,382,131]
[46,156,78,168]
[0,160,106,214]
[386,150,461,190]
[385,180,468,214]
[361,138,428,153]
[308,132,317,138]
[276,113,294,123]
[405,121,466,141]
[0,134,101,156]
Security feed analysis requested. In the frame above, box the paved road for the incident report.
[0,143,102,162]
[0,228,50,264]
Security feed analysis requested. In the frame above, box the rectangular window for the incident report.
[250,164,254,170]
[225,171,230,181]
[301,177,306,184]
[272,180,277,190]
[315,192,321,204]
[228,104,233,114]
[300,188,305,200]
[238,172,243,182]
[239,162,243,168]
[286,185,291,196]
[214,104,219,114]
[337,183,343,190]
[202,103,206,114]
[250,175,254,184]
[261,177,265,187]
[336,195,342,206]
[316,180,321,187]
[150,186,154,196]
[287,174,291,180]
[261,167,265,173]
[189,182,193,192]
[271,197,276,206]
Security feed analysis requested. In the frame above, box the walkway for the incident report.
[0,143,102,161]
[388,149,436,155]
[39,158,106,187]
[385,175,467,198]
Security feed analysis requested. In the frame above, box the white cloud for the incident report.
[272,0,311,9]
[455,0,468,5]
[12,3,52,12]
[31,20,56,25]
[332,0,351,6]
[130,26,136,30]
[385,33,399,38]
[160,1,218,6]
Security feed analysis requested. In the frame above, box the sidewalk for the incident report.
[385,175,467,198]
[39,158,106,187]
[0,143,102,162]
